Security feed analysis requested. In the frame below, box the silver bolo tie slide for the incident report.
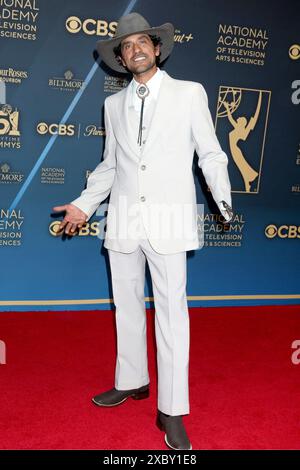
[136,83,150,146]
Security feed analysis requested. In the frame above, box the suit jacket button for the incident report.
[141,165,146,170]
[140,196,146,202]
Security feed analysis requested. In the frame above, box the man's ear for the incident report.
[118,55,126,67]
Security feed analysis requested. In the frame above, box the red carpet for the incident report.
[0,305,300,450]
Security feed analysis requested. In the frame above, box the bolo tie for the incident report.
[136,82,150,146]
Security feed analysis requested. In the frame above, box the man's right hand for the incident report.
[52,204,88,235]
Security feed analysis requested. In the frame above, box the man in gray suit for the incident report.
[54,12,233,450]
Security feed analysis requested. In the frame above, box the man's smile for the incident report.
[133,55,147,62]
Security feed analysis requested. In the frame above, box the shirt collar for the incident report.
[131,67,164,103]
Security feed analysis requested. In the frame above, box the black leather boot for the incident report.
[92,384,149,407]
[157,410,192,450]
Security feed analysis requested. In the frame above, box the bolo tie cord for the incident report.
[138,98,145,146]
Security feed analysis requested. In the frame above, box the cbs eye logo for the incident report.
[49,221,79,237]
[49,221,64,236]
[265,224,300,239]
[265,225,277,238]
[37,122,75,136]
[65,16,82,34]
[289,44,300,60]
[65,15,117,37]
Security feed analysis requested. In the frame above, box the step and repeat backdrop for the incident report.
[0,0,299,311]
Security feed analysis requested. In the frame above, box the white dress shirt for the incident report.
[130,67,165,113]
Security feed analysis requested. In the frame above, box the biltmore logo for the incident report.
[48,70,84,92]
[0,163,24,183]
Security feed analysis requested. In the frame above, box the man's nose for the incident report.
[132,42,142,53]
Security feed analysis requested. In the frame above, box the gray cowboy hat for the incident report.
[96,12,175,73]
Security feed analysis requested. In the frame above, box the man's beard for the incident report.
[127,56,156,75]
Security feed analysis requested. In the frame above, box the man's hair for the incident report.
[113,34,163,69]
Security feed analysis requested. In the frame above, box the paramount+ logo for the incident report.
[65,16,117,37]
[37,122,75,136]
[265,224,300,239]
